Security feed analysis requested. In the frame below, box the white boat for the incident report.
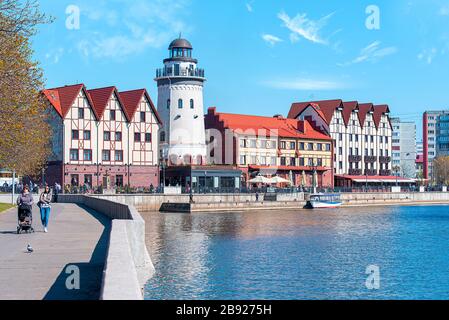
[305,194,343,209]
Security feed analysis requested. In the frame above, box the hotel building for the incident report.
[423,111,449,181]
[287,100,395,187]
[205,107,334,188]
[43,84,162,188]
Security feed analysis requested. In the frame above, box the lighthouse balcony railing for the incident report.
[156,68,205,79]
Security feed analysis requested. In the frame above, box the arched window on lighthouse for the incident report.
[190,99,194,109]
[178,99,183,109]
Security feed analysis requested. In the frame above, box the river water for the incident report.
[142,205,449,300]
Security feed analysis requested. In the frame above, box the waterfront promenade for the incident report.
[0,203,110,300]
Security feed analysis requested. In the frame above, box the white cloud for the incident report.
[262,34,283,46]
[262,78,346,90]
[418,48,438,64]
[75,0,191,59]
[338,41,398,66]
[439,6,449,16]
[278,11,335,45]
[45,48,65,64]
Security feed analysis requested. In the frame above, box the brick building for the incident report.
[205,107,334,188]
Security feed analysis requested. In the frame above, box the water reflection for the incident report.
[143,206,449,300]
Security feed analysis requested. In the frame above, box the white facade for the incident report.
[295,103,392,176]
[155,38,207,165]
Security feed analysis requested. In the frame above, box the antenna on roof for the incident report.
[179,32,182,39]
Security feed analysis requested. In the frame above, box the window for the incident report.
[167,99,171,109]
[240,155,246,165]
[339,161,343,169]
[339,133,343,141]
[281,157,287,166]
[178,99,183,109]
[83,149,92,161]
[339,147,343,155]
[317,158,323,166]
[240,139,247,148]
[70,149,79,161]
[355,135,359,142]
[134,133,141,142]
[115,132,122,142]
[140,112,146,122]
[83,130,91,140]
[308,158,314,166]
[78,108,84,119]
[115,150,123,162]
[299,142,305,150]
[104,131,111,141]
[325,144,331,151]
[371,136,374,143]
[380,136,383,143]
[365,148,368,156]
[385,137,389,144]
[145,133,152,143]
[84,175,92,186]
[102,150,111,161]
[299,158,305,166]
[308,143,314,151]
[281,141,287,149]
[250,140,257,148]
[290,157,296,166]
[271,157,277,165]
[72,130,79,140]
[290,142,296,150]
[317,143,323,151]
[365,136,368,143]
[160,131,166,142]
[190,99,194,109]
[371,149,374,156]
[110,110,116,121]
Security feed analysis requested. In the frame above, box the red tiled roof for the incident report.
[342,101,358,126]
[209,110,331,140]
[118,89,162,125]
[43,84,98,119]
[373,104,390,129]
[87,86,129,121]
[288,99,343,123]
[357,103,374,126]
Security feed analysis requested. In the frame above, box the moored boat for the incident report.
[304,194,342,209]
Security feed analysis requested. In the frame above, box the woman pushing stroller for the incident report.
[16,185,34,233]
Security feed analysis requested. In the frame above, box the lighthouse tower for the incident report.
[155,37,207,165]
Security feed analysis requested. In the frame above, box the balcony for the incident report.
[379,169,392,176]
[379,156,391,164]
[364,169,377,176]
[364,156,377,163]
[348,155,362,163]
[348,169,362,175]
[155,67,205,79]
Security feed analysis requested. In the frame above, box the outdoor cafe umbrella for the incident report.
[270,176,293,185]
[248,175,272,184]
[301,171,307,187]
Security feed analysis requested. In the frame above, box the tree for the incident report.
[433,156,449,186]
[0,0,52,176]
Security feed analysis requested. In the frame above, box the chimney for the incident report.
[208,107,216,115]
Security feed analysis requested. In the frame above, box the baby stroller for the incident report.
[17,205,35,234]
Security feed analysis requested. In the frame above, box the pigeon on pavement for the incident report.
[27,244,33,253]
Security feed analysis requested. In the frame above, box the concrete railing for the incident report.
[58,194,155,300]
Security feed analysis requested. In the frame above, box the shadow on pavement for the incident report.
[43,205,111,300]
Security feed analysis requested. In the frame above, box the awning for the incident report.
[336,175,416,184]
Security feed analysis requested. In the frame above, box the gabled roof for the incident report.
[118,89,162,125]
[42,84,98,119]
[341,101,358,126]
[207,109,331,140]
[373,104,390,129]
[288,99,343,124]
[357,103,374,126]
[87,86,129,121]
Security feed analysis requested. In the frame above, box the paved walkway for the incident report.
[0,203,110,300]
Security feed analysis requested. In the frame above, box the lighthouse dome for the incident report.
[168,38,193,50]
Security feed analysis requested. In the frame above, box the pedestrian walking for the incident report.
[38,185,52,233]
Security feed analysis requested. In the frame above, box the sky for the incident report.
[32,0,449,138]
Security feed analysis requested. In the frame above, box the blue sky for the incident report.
[33,0,449,136]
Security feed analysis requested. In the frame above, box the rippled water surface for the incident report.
[142,206,449,300]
